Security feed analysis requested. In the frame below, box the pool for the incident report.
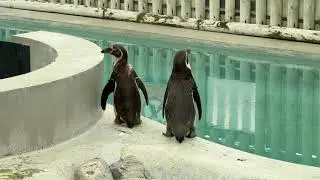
[0,16,319,168]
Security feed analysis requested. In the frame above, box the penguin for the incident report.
[100,44,149,128]
[162,48,202,143]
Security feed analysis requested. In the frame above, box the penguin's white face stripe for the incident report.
[112,47,124,67]
[185,50,191,70]
[186,62,191,70]
[113,58,120,67]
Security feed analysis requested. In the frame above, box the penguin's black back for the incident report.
[165,73,195,129]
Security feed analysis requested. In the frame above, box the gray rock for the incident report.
[109,155,152,180]
[74,157,114,180]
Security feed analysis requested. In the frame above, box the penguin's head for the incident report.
[101,44,128,65]
[173,48,191,72]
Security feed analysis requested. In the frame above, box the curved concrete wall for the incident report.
[12,36,57,71]
[0,31,104,157]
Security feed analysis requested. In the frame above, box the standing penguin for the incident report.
[100,44,149,128]
[162,48,202,143]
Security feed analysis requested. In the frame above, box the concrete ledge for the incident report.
[0,104,318,180]
[1,1,320,44]
[0,31,104,157]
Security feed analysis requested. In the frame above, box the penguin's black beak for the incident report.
[101,47,113,54]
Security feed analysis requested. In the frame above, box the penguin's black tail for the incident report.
[126,117,134,128]
[126,111,136,128]
[175,135,185,143]
[127,123,134,128]
[173,125,187,143]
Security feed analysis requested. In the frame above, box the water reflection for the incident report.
[99,41,320,168]
[1,27,319,168]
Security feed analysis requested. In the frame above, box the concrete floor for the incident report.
[0,105,319,180]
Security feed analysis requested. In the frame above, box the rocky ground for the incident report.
[75,155,153,180]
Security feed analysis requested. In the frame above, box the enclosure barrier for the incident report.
[17,0,320,30]
[1,0,320,44]
[0,31,104,157]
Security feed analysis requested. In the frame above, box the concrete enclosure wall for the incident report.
[0,31,104,157]
[12,36,57,71]
[0,41,30,79]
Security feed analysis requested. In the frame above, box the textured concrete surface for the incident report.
[0,31,104,157]
[109,155,152,180]
[0,7,320,55]
[74,157,113,180]
[0,105,319,180]
[1,1,320,44]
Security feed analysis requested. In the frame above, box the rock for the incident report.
[109,155,152,180]
[74,157,114,180]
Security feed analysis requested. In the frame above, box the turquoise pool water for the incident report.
[0,16,319,167]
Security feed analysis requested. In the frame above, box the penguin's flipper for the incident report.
[192,79,202,120]
[135,77,149,106]
[101,73,116,110]
[132,69,149,105]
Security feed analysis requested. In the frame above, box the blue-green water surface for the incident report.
[0,16,319,167]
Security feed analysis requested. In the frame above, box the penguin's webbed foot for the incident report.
[162,132,174,137]
[134,118,142,125]
[163,124,174,137]
[114,116,123,124]
[187,133,196,138]
[187,127,196,138]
